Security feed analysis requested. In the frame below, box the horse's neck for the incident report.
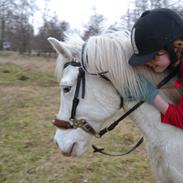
[85,74,121,127]
[124,85,180,142]
[125,102,159,136]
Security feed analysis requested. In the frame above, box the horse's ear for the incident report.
[47,37,71,59]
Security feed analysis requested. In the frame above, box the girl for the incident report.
[129,8,183,128]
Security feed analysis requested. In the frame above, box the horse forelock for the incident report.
[64,32,84,57]
[55,33,84,81]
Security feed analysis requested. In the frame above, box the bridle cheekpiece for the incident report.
[53,60,100,137]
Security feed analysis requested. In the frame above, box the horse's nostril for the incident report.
[61,142,77,157]
[55,140,59,147]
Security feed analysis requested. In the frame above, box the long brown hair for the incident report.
[174,39,183,62]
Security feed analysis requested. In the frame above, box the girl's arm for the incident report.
[152,95,169,114]
[152,95,183,128]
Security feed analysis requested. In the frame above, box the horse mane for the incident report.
[84,30,166,99]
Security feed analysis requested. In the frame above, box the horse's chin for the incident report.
[60,143,86,157]
[54,129,90,157]
[56,141,88,157]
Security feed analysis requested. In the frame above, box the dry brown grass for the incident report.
[0,51,55,73]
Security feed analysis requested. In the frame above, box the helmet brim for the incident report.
[129,51,157,65]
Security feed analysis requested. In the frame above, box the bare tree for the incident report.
[122,0,182,31]
[33,16,69,55]
[15,0,37,53]
[0,0,15,50]
[83,9,106,40]
[0,0,37,52]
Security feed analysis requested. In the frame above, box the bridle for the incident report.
[53,60,124,136]
[53,42,124,138]
[53,61,100,137]
[53,43,179,156]
[53,59,145,156]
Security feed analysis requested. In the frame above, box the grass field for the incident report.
[0,52,156,183]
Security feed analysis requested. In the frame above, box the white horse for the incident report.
[48,31,183,183]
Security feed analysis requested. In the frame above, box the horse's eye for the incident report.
[63,86,72,93]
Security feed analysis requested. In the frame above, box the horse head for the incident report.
[48,35,121,156]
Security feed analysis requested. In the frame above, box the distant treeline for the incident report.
[0,0,182,55]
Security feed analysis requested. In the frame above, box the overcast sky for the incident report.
[32,0,130,32]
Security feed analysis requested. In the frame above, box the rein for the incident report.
[97,66,179,138]
[92,66,179,156]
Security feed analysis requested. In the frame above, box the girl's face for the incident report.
[146,50,171,72]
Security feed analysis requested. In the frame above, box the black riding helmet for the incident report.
[129,8,183,66]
